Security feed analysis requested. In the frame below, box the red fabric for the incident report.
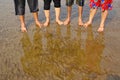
[90,0,112,11]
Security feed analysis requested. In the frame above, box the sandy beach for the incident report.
[0,0,120,80]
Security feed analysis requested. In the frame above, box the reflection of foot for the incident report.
[78,19,84,26]
[56,20,63,25]
[84,21,91,28]
[64,18,70,25]
[35,21,42,28]
[44,21,50,27]
[21,24,27,32]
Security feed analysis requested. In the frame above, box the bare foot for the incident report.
[78,19,84,26]
[84,21,91,28]
[97,24,104,32]
[97,27,104,32]
[44,21,50,27]
[35,21,42,28]
[56,20,63,25]
[64,18,70,25]
[21,24,27,32]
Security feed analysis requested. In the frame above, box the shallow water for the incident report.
[0,0,120,80]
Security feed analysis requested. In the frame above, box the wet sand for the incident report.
[0,0,120,80]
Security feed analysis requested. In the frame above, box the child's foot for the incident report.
[78,19,84,26]
[56,20,63,25]
[64,18,70,25]
[97,24,104,32]
[44,21,50,27]
[21,24,27,32]
[84,21,91,28]
[35,21,42,28]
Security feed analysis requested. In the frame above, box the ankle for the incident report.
[56,19,61,22]
[100,24,104,28]
[46,20,50,23]
[87,20,92,24]
[35,20,40,24]
[100,23,104,26]
[66,17,70,20]
[21,23,25,26]
[78,18,83,21]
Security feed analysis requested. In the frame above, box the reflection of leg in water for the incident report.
[20,32,33,76]
[56,25,61,38]
[20,29,45,78]
[64,25,72,55]
[60,25,87,80]
[84,26,105,79]
[66,25,71,39]
[21,32,32,55]
[33,29,43,54]
[45,27,53,52]
[74,27,85,69]
[96,32,105,46]
[85,25,94,53]
[45,26,62,53]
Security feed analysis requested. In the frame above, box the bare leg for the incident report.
[98,10,108,32]
[55,8,63,25]
[84,8,97,28]
[33,12,42,28]
[19,15,27,32]
[64,6,71,25]
[78,6,84,26]
[44,10,50,27]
